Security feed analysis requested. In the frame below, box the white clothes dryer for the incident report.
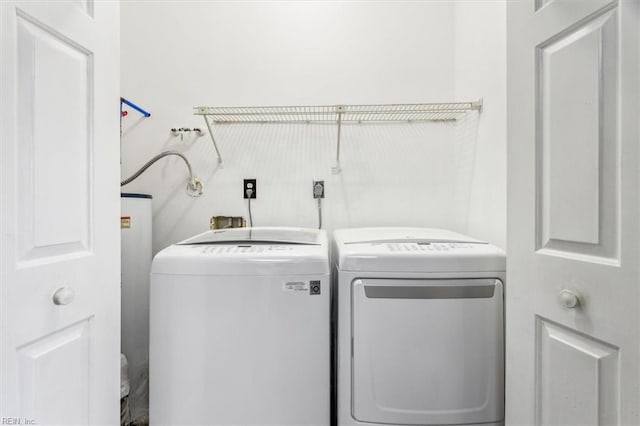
[150,227,330,426]
[333,227,505,426]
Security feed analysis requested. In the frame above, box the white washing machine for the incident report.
[333,227,505,426]
[150,227,330,426]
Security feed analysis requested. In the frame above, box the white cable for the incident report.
[246,189,254,227]
[313,182,324,229]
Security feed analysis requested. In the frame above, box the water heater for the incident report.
[121,193,152,423]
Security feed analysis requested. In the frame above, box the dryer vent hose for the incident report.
[120,151,203,197]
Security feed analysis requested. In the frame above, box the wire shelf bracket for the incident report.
[194,99,482,173]
[202,115,224,166]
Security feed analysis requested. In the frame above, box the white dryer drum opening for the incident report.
[351,278,504,425]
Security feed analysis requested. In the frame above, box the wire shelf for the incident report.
[193,100,482,173]
[194,101,481,124]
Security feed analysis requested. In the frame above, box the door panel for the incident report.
[535,317,618,426]
[537,5,619,262]
[507,1,639,424]
[1,1,120,424]
[16,12,92,263]
[17,319,92,424]
[351,278,504,425]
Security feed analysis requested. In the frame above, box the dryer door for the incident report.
[352,278,504,425]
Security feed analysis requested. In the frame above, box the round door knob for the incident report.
[53,287,75,306]
[559,289,580,309]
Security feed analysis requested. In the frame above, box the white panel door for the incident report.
[0,1,120,425]
[507,1,639,425]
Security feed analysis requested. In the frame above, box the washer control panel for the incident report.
[385,242,477,252]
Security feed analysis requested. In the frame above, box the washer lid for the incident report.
[180,227,323,245]
[334,227,505,273]
[151,227,329,276]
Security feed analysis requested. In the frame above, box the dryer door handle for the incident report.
[363,284,495,299]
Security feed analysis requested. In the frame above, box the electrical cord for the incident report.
[313,182,324,229]
[246,188,254,227]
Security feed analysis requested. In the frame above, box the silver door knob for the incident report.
[559,289,580,309]
[53,287,75,305]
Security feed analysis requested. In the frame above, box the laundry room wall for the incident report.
[120,1,506,254]
[453,1,507,249]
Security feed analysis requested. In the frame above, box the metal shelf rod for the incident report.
[333,106,344,174]
[202,115,223,165]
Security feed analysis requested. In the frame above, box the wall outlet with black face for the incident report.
[244,179,257,199]
[313,180,324,199]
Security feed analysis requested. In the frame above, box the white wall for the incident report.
[453,1,507,249]
[120,1,506,253]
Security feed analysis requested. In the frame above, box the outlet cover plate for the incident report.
[313,180,325,199]
[243,179,257,199]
